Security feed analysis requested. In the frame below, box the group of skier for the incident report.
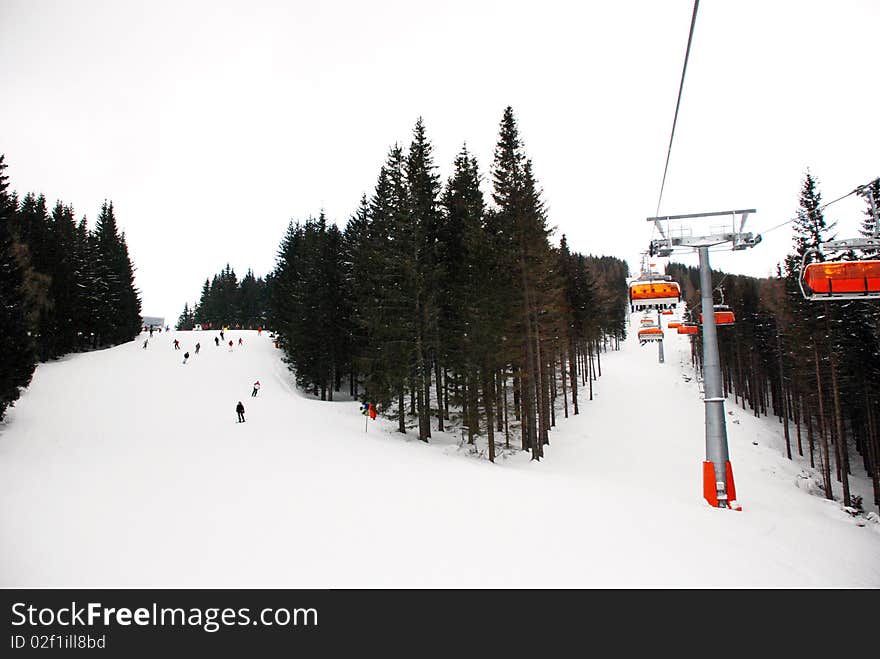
[143,329,264,424]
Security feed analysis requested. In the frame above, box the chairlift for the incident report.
[799,187,880,301]
[668,321,681,329]
[677,324,698,335]
[799,248,880,301]
[629,279,681,312]
[638,327,664,344]
[699,304,735,326]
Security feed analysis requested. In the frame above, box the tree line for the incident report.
[176,264,270,330]
[667,172,880,512]
[0,154,142,421]
[265,108,629,461]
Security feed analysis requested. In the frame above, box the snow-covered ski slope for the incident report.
[1,323,878,588]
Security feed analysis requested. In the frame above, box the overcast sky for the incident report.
[2,0,878,321]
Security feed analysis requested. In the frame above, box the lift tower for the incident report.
[648,209,760,510]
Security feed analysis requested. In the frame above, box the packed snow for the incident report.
[1,319,878,588]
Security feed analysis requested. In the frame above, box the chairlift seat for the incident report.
[801,260,880,299]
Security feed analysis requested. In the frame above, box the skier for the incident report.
[251,380,260,397]
[228,339,234,352]
[236,401,245,423]
[149,326,154,337]
[195,342,201,355]
[257,327,262,336]
[173,339,180,350]
[183,351,190,364]
[220,330,225,342]
[143,339,148,349]
[238,337,243,346]
[214,336,220,347]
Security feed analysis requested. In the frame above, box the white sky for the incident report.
[2,0,878,321]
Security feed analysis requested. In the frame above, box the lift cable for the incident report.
[655,0,700,218]
[754,176,880,237]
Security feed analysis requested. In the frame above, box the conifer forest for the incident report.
[1,107,878,512]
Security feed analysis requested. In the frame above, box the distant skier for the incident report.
[228,340,233,352]
[236,401,245,423]
[220,330,225,341]
[257,327,262,336]
[143,339,148,349]
[195,342,201,355]
[214,336,220,347]
[251,380,260,397]
[183,351,190,364]
[238,337,243,346]
[149,326,154,337]
[173,339,180,350]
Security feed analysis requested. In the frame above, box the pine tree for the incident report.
[176,303,196,330]
[404,118,443,441]
[490,106,561,460]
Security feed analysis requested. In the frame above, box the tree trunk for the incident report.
[829,347,851,507]
[435,359,444,432]
[483,362,496,464]
[814,345,832,500]
[569,338,579,415]
[398,390,406,434]
[775,325,791,460]
[561,344,569,419]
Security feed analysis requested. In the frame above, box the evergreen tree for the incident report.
[176,303,196,330]
[0,154,36,420]
[404,118,443,441]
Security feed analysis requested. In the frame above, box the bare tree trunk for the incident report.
[561,345,569,419]
[503,370,510,449]
[495,369,504,432]
[513,370,521,422]
[829,347,851,507]
[807,411,815,468]
[587,341,593,402]
[443,367,450,420]
[435,359,444,432]
[423,359,432,440]
[776,325,791,460]
[467,373,478,445]
[483,361,496,464]
[814,345,832,500]
[549,351,557,427]
[398,390,406,434]
[569,338,579,415]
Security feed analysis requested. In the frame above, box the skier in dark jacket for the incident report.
[173,339,180,350]
[236,401,245,423]
[195,342,201,355]
[214,336,220,347]
[183,351,190,364]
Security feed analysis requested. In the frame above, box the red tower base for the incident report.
[703,461,742,511]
